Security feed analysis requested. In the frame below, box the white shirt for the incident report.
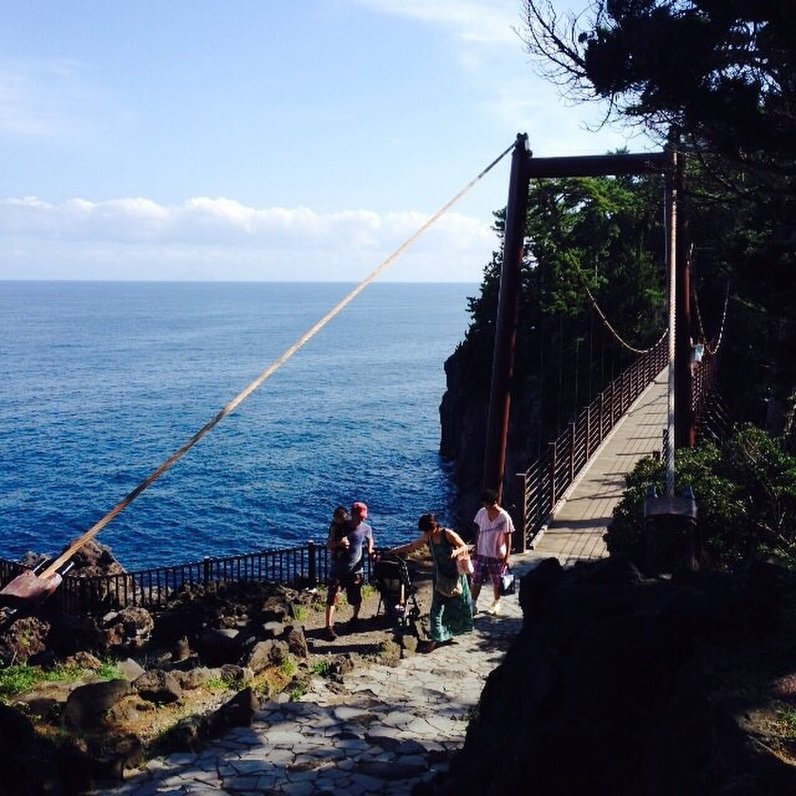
[473,506,514,558]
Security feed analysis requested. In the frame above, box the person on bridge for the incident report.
[471,489,514,616]
[324,501,374,641]
[387,512,473,652]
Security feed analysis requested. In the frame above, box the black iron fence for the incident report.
[515,337,669,547]
[0,541,375,615]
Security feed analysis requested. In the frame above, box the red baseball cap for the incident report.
[351,501,368,518]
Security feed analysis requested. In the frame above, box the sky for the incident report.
[0,0,651,283]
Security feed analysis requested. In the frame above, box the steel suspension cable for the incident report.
[39,141,517,579]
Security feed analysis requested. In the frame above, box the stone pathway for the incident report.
[92,560,533,796]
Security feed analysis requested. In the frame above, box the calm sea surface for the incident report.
[0,281,477,570]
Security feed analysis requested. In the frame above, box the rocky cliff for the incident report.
[423,556,796,795]
[439,336,541,534]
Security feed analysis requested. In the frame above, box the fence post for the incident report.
[620,374,626,417]
[585,407,592,459]
[307,541,317,586]
[599,391,606,442]
[514,472,528,553]
[203,556,210,586]
[610,381,617,426]
[568,421,576,485]
[548,440,558,510]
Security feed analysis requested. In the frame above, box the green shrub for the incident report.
[97,660,122,680]
[310,660,331,677]
[280,658,296,678]
[607,424,796,571]
[205,676,231,692]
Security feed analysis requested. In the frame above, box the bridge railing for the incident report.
[0,542,375,614]
[515,336,668,548]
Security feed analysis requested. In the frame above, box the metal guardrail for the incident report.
[515,336,669,547]
[0,542,375,614]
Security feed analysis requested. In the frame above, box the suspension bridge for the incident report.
[0,134,728,610]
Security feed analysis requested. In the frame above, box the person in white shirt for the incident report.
[471,489,514,616]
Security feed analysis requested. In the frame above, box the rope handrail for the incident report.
[582,278,669,354]
[37,141,517,580]
[693,276,731,357]
[571,260,668,354]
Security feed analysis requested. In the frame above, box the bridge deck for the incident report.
[525,368,668,567]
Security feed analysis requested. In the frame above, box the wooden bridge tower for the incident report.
[483,135,693,504]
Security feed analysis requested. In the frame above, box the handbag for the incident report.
[499,567,516,596]
[456,551,474,576]
[435,571,462,598]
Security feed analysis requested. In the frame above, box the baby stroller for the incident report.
[371,552,421,630]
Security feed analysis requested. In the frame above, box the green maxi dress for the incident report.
[427,531,474,643]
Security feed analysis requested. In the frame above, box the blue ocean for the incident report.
[0,281,477,570]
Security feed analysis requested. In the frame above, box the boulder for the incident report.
[195,626,241,666]
[261,595,290,622]
[244,639,289,674]
[63,679,132,730]
[0,703,63,795]
[134,669,182,704]
[262,620,285,639]
[100,606,154,652]
[284,623,308,658]
[116,656,146,681]
[0,614,50,664]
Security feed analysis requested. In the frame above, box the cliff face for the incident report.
[439,342,541,536]
[425,556,796,796]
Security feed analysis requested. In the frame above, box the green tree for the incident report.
[521,0,796,444]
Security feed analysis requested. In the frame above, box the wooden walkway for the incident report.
[523,368,668,567]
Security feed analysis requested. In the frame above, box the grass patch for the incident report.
[205,676,231,692]
[0,663,85,702]
[310,660,331,677]
[361,584,376,600]
[280,657,297,678]
[777,704,796,739]
[97,660,122,680]
[288,685,306,701]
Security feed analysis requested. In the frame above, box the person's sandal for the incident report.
[324,626,337,641]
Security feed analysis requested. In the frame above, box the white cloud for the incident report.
[0,195,496,282]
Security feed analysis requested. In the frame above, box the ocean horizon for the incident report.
[0,280,478,570]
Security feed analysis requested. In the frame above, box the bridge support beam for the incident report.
[666,147,693,493]
[482,133,531,501]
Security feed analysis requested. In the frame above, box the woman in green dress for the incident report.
[388,513,474,650]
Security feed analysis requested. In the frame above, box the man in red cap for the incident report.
[324,501,374,640]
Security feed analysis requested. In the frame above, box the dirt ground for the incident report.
[300,550,436,663]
